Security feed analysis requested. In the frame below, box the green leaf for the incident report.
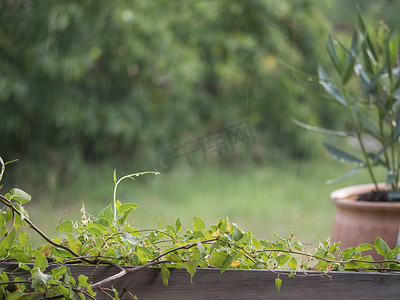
[86,226,102,236]
[386,33,399,77]
[318,65,347,107]
[0,228,15,256]
[18,231,30,247]
[51,266,67,278]
[118,208,134,225]
[252,237,262,249]
[160,264,170,287]
[98,204,114,224]
[167,253,182,263]
[327,36,341,74]
[324,143,364,166]
[87,284,97,297]
[185,259,197,282]
[59,286,71,298]
[68,239,83,256]
[328,243,339,254]
[121,232,140,246]
[325,167,364,184]
[197,242,206,259]
[275,277,282,292]
[292,119,349,136]
[40,244,55,259]
[78,274,89,287]
[359,64,385,94]
[193,216,205,231]
[10,188,31,204]
[117,203,138,213]
[17,262,30,272]
[393,245,400,257]
[7,290,25,300]
[13,251,30,265]
[386,171,398,187]
[337,263,345,272]
[55,220,74,232]
[318,260,333,271]
[0,271,8,283]
[220,253,234,273]
[92,219,110,230]
[18,203,29,221]
[288,257,297,270]
[232,224,243,241]
[366,27,378,64]
[129,253,139,265]
[374,237,393,259]
[166,224,176,236]
[31,268,51,289]
[175,218,182,233]
[32,249,48,270]
[209,251,226,268]
[342,31,358,84]
[2,208,12,223]
[276,254,291,267]
[251,261,264,269]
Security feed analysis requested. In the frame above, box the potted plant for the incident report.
[295,14,400,257]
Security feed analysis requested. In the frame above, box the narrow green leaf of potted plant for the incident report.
[296,13,400,259]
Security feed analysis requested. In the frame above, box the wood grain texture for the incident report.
[70,265,400,299]
[1,263,399,299]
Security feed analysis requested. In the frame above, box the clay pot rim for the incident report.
[330,183,400,209]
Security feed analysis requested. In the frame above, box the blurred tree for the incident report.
[0,0,363,172]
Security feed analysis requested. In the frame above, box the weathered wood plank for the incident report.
[1,263,399,299]
[68,265,400,299]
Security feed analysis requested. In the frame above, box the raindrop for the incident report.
[307,76,313,82]
[339,158,345,163]
[327,82,332,87]
[333,40,338,44]
[318,80,323,85]
[356,64,363,69]
[155,172,160,175]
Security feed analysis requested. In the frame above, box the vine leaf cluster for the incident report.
[0,158,399,299]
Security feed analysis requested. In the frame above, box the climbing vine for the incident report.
[0,157,399,299]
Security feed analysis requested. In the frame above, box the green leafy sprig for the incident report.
[0,158,399,299]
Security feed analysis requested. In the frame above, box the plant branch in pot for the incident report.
[295,13,400,258]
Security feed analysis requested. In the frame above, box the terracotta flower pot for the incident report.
[330,183,400,259]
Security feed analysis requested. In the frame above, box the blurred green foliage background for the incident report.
[1,0,400,243]
[2,0,399,169]
[1,1,332,166]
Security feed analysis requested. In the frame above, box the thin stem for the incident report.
[112,171,159,225]
[0,157,4,183]
[90,260,169,289]
[43,286,97,300]
[259,248,400,266]
[150,238,219,262]
[378,116,391,172]
[0,194,91,263]
[344,88,379,189]
[387,68,398,189]
[217,239,258,263]
[0,207,15,242]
